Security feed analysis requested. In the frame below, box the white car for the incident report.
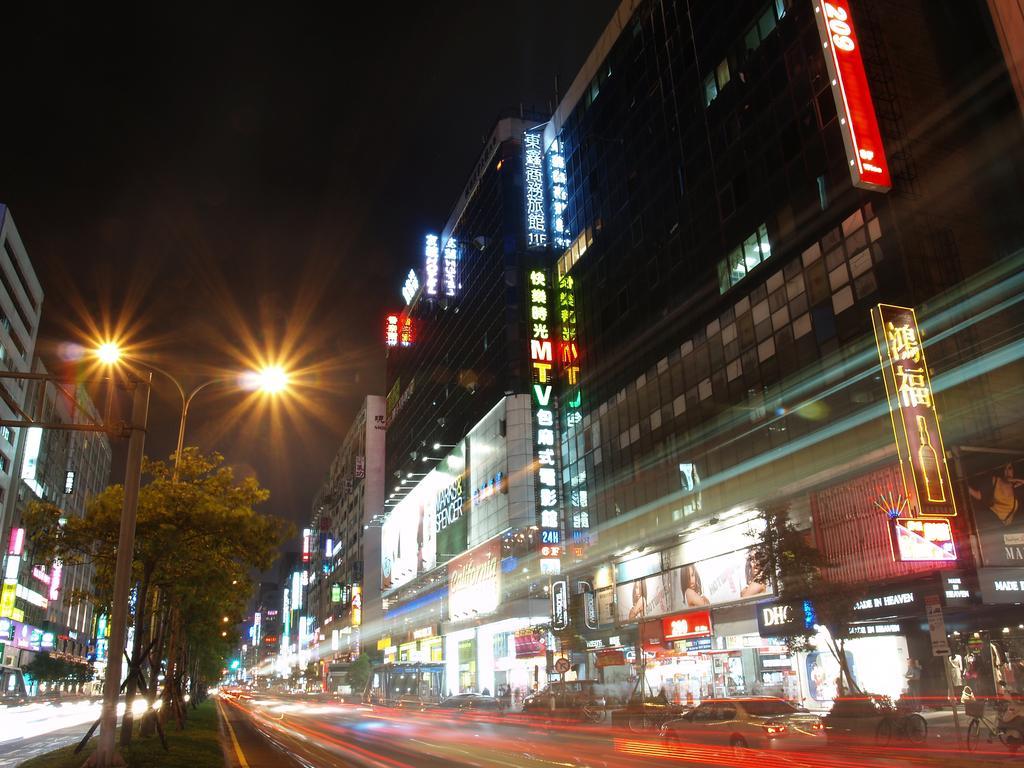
[661,697,825,754]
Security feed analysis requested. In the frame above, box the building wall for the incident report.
[0,205,43,537]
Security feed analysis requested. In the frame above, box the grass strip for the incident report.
[20,700,224,768]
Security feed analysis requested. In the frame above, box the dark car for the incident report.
[522,680,607,722]
[433,693,503,716]
[823,695,925,746]
[608,690,690,733]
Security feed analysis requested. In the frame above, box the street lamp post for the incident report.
[91,372,152,768]
[87,345,290,764]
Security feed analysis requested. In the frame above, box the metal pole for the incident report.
[90,372,151,768]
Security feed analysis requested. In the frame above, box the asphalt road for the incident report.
[0,700,103,767]
[216,693,1017,768]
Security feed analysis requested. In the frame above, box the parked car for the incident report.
[522,680,608,722]
[823,695,925,746]
[661,697,825,754]
[432,693,503,716]
[393,694,426,711]
[610,693,690,733]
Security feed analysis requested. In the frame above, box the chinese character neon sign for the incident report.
[872,304,955,517]
[528,268,560,573]
[814,1,891,191]
[424,234,440,297]
[399,315,413,347]
[558,274,588,534]
[524,129,548,249]
[385,314,399,347]
[548,139,570,250]
[386,314,413,348]
[443,238,458,297]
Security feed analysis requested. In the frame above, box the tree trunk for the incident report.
[830,637,860,697]
[140,591,168,737]
[119,569,152,746]
[159,606,180,726]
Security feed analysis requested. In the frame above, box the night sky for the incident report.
[0,2,619,552]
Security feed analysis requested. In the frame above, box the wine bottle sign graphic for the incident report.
[916,414,946,503]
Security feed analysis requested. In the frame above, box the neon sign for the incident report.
[547,139,570,250]
[871,304,955,517]
[399,315,413,347]
[558,275,587,536]
[892,517,956,562]
[402,269,419,304]
[7,527,24,556]
[524,129,547,249]
[662,610,713,641]
[424,234,440,297]
[443,238,458,297]
[528,268,561,574]
[351,584,361,627]
[814,0,891,191]
[385,314,400,347]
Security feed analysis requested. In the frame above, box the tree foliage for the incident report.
[748,503,869,695]
[23,652,95,685]
[347,653,372,694]
[22,448,292,734]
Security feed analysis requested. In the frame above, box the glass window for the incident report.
[704,73,718,106]
[743,234,762,272]
[718,260,731,293]
[729,247,746,284]
[715,59,731,90]
[744,26,760,54]
[743,698,798,716]
[758,223,771,258]
[758,7,777,38]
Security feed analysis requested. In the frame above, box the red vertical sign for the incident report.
[814,0,891,191]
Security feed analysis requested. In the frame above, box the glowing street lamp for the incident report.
[253,365,289,394]
[96,342,123,365]
[93,342,291,474]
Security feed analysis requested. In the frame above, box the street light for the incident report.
[94,342,291,477]
[90,341,291,763]
[96,342,122,365]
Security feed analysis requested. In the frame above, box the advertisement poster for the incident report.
[615,548,769,623]
[964,450,1024,566]
[615,571,673,623]
[805,650,857,702]
[448,539,501,622]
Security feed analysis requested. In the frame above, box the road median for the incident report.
[19,700,224,768]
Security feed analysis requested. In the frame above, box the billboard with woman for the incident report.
[616,547,769,622]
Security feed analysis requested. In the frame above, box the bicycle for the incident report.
[965,696,1023,754]
[875,708,928,746]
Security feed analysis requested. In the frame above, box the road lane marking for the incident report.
[218,699,251,768]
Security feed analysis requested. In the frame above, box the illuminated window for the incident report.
[0,426,10,443]
[65,471,75,494]
[703,73,718,107]
[715,60,731,91]
[718,223,771,294]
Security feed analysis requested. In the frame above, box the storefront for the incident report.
[443,616,549,698]
[634,604,797,706]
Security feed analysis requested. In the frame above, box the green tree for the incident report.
[748,503,868,696]
[22,652,95,690]
[24,448,291,742]
[347,653,372,694]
